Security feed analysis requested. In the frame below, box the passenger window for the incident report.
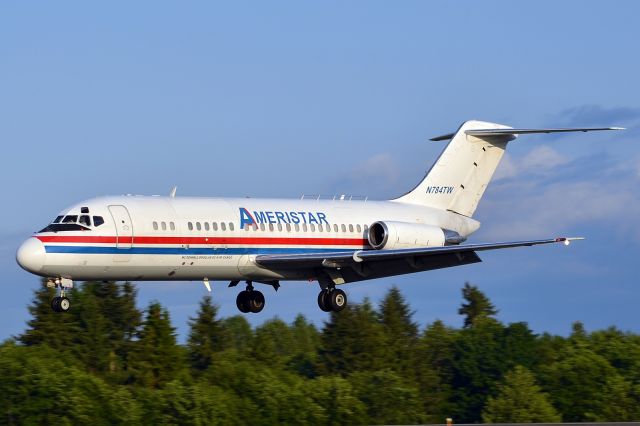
[153,221,159,230]
[260,223,265,231]
[188,222,193,231]
[357,224,362,233]
[53,215,63,224]
[62,215,78,223]
[333,224,338,232]
[318,224,323,232]
[286,223,291,232]
[295,224,300,232]
[302,223,308,232]
[229,223,234,231]
[252,223,257,231]
[204,222,210,231]
[212,222,218,231]
[277,223,282,232]
[79,215,91,227]
[196,222,202,231]
[364,224,369,232]
[269,223,274,232]
[310,224,315,232]
[341,224,346,233]
[161,222,166,230]
[170,222,175,231]
[221,222,226,231]
[349,224,354,233]
[93,216,105,227]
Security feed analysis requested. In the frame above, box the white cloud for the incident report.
[478,155,640,241]
[494,145,568,180]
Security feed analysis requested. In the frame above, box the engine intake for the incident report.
[368,221,463,250]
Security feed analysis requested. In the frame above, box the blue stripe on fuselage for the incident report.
[44,245,354,255]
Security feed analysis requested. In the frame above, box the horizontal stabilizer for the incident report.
[430,126,623,141]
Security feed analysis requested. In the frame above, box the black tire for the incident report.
[317,290,331,312]
[51,297,61,312]
[329,289,347,312]
[249,291,265,313]
[59,297,70,312]
[236,291,250,313]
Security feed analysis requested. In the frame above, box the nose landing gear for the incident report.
[317,288,347,312]
[51,296,70,312]
[47,278,73,312]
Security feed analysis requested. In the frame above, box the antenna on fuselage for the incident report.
[169,186,177,198]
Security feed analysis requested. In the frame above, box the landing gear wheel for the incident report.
[236,291,251,313]
[317,290,331,312]
[51,297,61,312]
[329,289,347,312]
[249,291,265,313]
[59,297,70,312]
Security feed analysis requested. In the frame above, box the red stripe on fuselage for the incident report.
[36,235,368,246]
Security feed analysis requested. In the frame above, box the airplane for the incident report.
[16,120,623,314]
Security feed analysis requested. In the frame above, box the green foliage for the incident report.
[416,320,458,422]
[0,343,141,424]
[127,301,186,388]
[7,281,640,424]
[350,369,426,425]
[187,295,228,371]
[378,286,419,379]
[482,365,560,422]
[458,282,497,328]
[307,375,366,425]
[319,298,389,375]
[539,343,638,421]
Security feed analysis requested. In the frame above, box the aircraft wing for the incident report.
[255,237,583,283]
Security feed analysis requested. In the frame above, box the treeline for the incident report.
[2,280,640,424]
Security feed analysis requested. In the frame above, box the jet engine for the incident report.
[367,221,464,250]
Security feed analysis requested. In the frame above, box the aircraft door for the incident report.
[108,205,134,257]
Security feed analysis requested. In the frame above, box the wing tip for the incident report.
[555,236,585,246]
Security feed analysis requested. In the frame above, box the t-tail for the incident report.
[393,120,623,217]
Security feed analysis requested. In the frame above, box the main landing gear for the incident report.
[317,288,347,312]
[47,278,73,313]
[235,282,265,314]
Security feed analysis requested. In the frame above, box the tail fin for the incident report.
[394,120,623,217]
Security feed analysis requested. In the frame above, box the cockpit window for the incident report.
[79,215,91,226]
[39,223,91,233]
[93,216,104,227]
[62,215,78,223]
[53,215,64,224]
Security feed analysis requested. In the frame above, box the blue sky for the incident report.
[1,1,639,341]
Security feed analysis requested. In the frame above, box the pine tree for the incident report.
[458,282,497,328]
[128,302,185,388]
[378,286,419,379]
[319,298,389,375]
[19,278,81,350]
[187,295,228,371]
[288,314,321,377]
[417,320,459,422]
[223,315,254,354]
[482,365,560,422]
[451,316,506,422]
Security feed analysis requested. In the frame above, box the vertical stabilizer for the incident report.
[394,120,513,217]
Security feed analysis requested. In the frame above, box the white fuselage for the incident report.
[20,195,480,283]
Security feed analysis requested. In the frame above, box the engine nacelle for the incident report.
[368,221,448,250]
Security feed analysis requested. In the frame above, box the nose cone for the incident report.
[16,237,46,274]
